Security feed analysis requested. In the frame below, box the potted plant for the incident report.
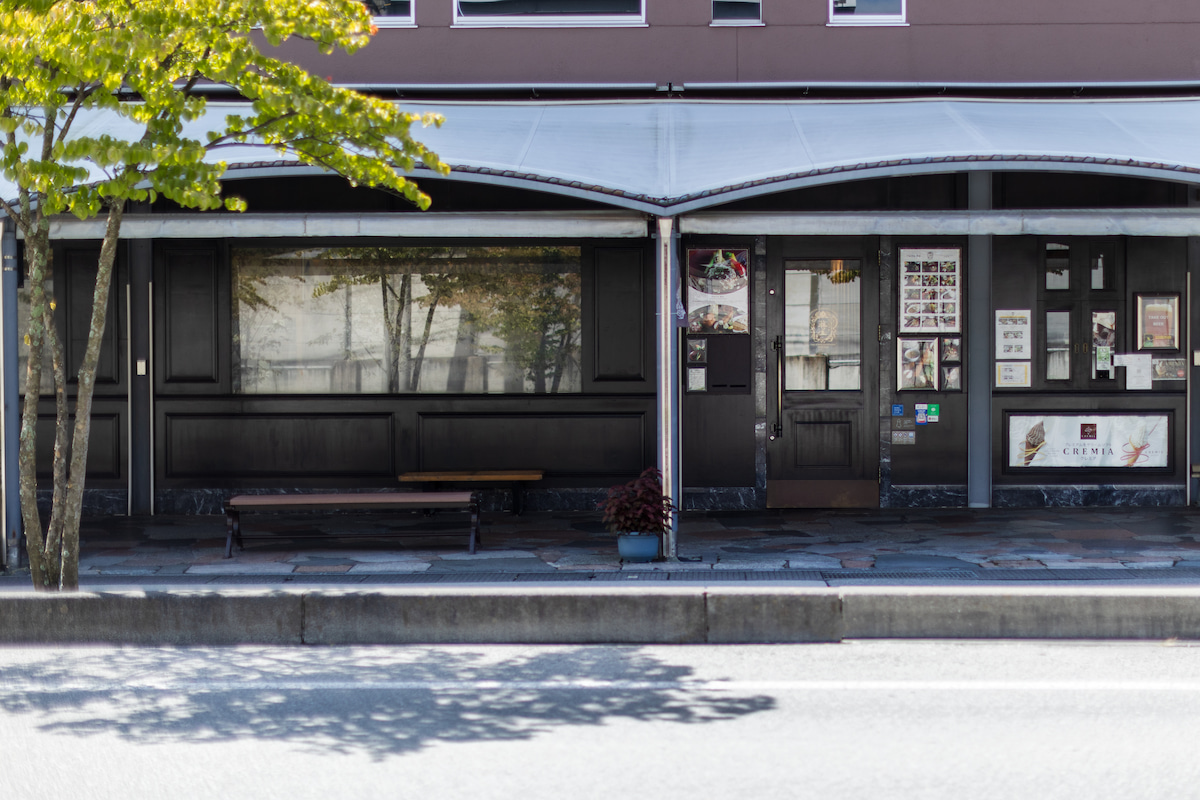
[599,467,677,562]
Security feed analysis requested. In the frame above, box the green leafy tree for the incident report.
[0,0,448,590]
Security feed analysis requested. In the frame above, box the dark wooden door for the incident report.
[766,237,879,508]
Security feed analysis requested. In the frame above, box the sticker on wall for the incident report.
[927,403,940,423]
[915,404,928,425]
[892,431,917,445]
[1152,357,1187,380]
[687,249,749,334]
[892,404,904,416]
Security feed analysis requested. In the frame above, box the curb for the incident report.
[2,585,1200,644]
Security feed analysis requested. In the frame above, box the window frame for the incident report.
[366,0,416,27]
[711,0,763,27]
[453,0,646,28]
[827,0,907,27]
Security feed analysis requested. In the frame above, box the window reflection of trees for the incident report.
[232,246,582,395]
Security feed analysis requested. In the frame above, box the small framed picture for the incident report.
[897,337,939,391]
[941,365,962,391]
[1136,293,1180,351]
[940,337,961,364]
[687,338,707,364]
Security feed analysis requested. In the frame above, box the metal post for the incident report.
[967,172,993,507]
[1,220,19,567]
[656,216,680,558]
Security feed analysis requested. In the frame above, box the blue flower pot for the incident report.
[617,533,660,562]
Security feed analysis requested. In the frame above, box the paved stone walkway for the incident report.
[6,506,1200,586]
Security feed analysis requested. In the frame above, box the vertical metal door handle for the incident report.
[771,335,783,440]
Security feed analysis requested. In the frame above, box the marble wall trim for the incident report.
[993,485,1186,508]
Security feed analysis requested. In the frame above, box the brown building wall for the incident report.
[274,0,1200,86]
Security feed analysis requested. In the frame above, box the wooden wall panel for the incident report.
[592,248,646,382]
[417,413,645,476]
[792,421,853,468]
[36,412,121,480]
[165,413,394,478]
[161,248,220,384]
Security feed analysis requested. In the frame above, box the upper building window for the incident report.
[364,0,414,27]
[829,0,906,25]
[455,0,645,27]
[712,0,761,25]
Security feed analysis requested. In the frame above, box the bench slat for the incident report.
[228,492,474,509]
[399,471,544,482]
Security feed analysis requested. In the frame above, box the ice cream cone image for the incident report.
[1022,421,1045,466]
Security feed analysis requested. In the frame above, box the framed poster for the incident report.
[995,310,1031,360]
[995,361,1031,388]
[897,337,938,390]
[899,248,960,334]
[1007,414,1168,469]
[687,249,749,334]
[1136,294,1179,351]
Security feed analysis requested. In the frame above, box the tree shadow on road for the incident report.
[0,645,776,760]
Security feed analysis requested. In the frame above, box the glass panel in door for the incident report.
[784,260,862,391]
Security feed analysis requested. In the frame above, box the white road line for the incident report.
[4,679,1200,692]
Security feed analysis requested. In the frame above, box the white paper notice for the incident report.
[1126,354,1153,390]
[995,310,1032,360]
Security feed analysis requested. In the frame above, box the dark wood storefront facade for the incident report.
[18,169,1197,519]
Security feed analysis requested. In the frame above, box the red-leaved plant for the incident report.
[599,467,677,535]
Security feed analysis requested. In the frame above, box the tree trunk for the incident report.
[18,224,52,589]
[54,202,123,590]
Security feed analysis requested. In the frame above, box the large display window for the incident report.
[231,246,583,395]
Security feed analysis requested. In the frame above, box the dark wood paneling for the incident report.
[61,246,121,387]
[161,247,220,384]
[592,248,645,382]
[683,393,755,487]
[165,414,394,478]
[767,479,877,508]
[793,421,853,468]
[889,393,969,484]
[417,413,645,476]
[36,411,121,480]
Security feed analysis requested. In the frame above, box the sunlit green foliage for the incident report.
[0,0,448,590]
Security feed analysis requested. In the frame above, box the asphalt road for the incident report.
[2,641,1199,799]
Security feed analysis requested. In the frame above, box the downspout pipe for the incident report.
[1,219,19,568]
[656,216,681,558]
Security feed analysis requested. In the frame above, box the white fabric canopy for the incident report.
[8,96,1200,214]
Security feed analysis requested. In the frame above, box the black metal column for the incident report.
[967,172,993,507]
[128,239,153,514]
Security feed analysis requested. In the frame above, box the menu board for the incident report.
[687,249,750,335]
[899,248,960,334]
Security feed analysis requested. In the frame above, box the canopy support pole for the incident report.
[656,216,681,558]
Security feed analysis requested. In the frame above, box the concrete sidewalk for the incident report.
[5,505,1200,587]
[4,506,1200,644]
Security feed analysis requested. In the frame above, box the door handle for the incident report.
[771,335,783,440]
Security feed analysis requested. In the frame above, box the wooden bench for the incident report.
[398,470,544,515]
[224,491,481,558]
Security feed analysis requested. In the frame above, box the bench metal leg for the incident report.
[468,498,480,554]
[224,507,242,558]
